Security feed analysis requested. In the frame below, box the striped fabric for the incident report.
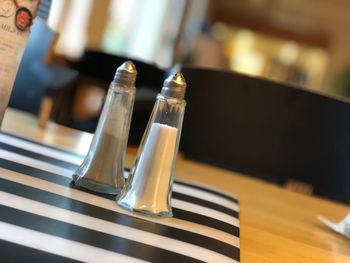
[0,132,240,262]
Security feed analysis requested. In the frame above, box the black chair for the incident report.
[63,50,166,145]
[180,66,350,203]
[9,18,78,126]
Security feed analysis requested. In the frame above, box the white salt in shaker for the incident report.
[72,61,137,195]
[117,72,187,217]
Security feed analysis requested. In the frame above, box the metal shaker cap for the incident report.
[113,61,137,87]
[161,72,187,100]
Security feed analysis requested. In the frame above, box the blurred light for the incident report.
[211,22,230,41]
[230,29,265,75]
[54,0,93,58]
[300,48,328,89]
[102,0,185,67]
[280,41,300,65]
[102,0,136,53]
[232,52,265,76]
[47,0,63,30]
[234,29,255,52]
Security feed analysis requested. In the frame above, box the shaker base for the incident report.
[116,199,173,218]
[72,174,121,195]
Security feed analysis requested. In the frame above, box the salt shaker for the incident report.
[117,72,187,217]
[72,61,137,195]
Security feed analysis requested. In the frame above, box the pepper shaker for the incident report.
[72,61,137,195]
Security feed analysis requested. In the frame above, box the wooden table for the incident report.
[2,108,350,262]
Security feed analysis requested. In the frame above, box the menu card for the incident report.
[0,0,39,124]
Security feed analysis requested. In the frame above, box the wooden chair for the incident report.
[180,66,350,203]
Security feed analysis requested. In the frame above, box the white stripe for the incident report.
[0,133,83,165]
[0,222,147,263]
[0,149,73,176]
[0,150,239,228]
[0,151,239,227]
[0,192,237,263]
[172,199,239,227]
[1,134,239,213]
[0,137,238,214]
[0,168,240,248]
[173,183,239,212]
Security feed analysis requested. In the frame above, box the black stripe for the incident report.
[0,142,236,217]
[172,192,239,219]
[0,240,82,263]
[0,131,83,158]
[173,208,239,237]
[1,132,237,207]
[176,181,238,204]
[0,178,240,261]
[0,142,78,170]
[0,206,200,263]
[0,158,72,186]
[0,158,240,236]
[1,141,238,219]
[0,133,237,204]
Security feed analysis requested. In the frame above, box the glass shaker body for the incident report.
[117,93,186,217]
[73,81,135,195]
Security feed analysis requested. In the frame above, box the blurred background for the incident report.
[47,0,350,94]
[7,0,350,202]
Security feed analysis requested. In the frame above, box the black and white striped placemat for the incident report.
[0,131,240,263]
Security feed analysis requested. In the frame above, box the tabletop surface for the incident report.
[2,108,350,263]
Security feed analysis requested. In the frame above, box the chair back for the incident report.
[66,50,166,144]
[180,66,350,203]
[70,50,165,89]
